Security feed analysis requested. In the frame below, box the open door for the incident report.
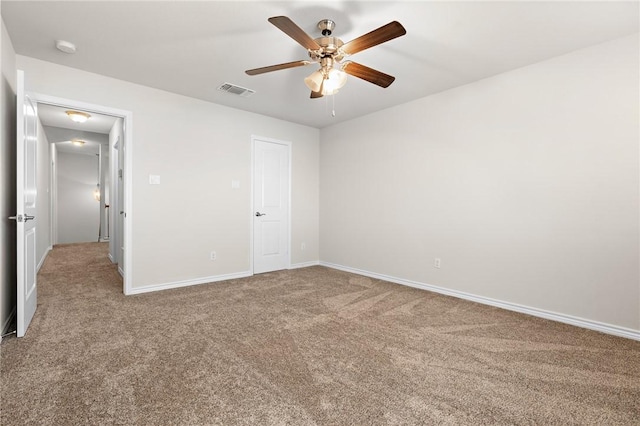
[11,70,38,337]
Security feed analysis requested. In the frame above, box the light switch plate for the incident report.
[149,175,161,185]
[231,180,240,189]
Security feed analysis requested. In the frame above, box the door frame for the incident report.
[250,135,292,274]
[31,92,134,295]
[49,143,57,247]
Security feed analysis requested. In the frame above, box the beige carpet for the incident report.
[1,242,639,425]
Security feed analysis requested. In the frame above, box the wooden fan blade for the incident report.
[246,60,311,76]
[310,80,324,99]
[342,61,395,88]
[341,21,406,55]
[268,16,322,51]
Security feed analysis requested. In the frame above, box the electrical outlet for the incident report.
[210,251,217,261]
[301,242,306,251]
[434,258,441,269]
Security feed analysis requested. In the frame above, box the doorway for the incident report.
[252,136,291,274]
[40,104,115,246]
[32,93,133,294]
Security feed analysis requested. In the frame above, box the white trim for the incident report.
[1,307,16,336]
[109,134,120,268]
[127,271,252,295]
[122,116,133,295]
[118,266,124,277]
[320,261,640,342]
[49,143,56,246]
[249,138,255,274]
[289,261,320,269]
[29,93,133,296]
[250,135,292,274]
[287,142,292,271]
[36,245,52,272]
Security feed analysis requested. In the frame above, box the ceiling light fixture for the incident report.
[322,68,347,95]
[71,139,85,146]
[66,110,91,123]
[246,17,405,101]
[55,40,77,54]
[304,57,347,96]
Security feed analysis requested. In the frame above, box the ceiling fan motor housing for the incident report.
[310,19,345,60]
[318,19,335,36]
[310,36,344,61]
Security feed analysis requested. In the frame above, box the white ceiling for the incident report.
[53,140,102,156]
[38,103,115,155]
[38,103,118,134]
[3,1,638,129]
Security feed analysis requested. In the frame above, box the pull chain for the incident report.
[323,93,337,118]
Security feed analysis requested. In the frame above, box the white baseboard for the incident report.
[36,246,52,273]
[118,266,124,277]
[289,260,320,269]
[108,253,115,264]
[320,261,640,342]
[127,270,253,295]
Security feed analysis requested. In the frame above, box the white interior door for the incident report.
[14,70,38,337]
[253,139,290,274]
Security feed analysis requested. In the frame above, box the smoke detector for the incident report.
[55,40,77,54]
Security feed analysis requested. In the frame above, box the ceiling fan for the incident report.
[246,16,406,98]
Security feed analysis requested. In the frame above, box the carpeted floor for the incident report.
[1,242,639,425]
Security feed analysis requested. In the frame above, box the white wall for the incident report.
[320,34,639,333]
[17,55,321,289]
[42,125,109,243]
[0,16,17,334]
[36,118,51,265]
[56,151,100,244]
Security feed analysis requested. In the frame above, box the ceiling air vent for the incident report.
[217,83,256,98]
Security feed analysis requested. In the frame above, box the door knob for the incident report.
[255,212,266,217]
[8,214,34,222]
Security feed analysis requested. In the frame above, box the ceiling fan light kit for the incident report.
[303,56,347,95]
[303,70,324,93]
[246,16,406,99]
